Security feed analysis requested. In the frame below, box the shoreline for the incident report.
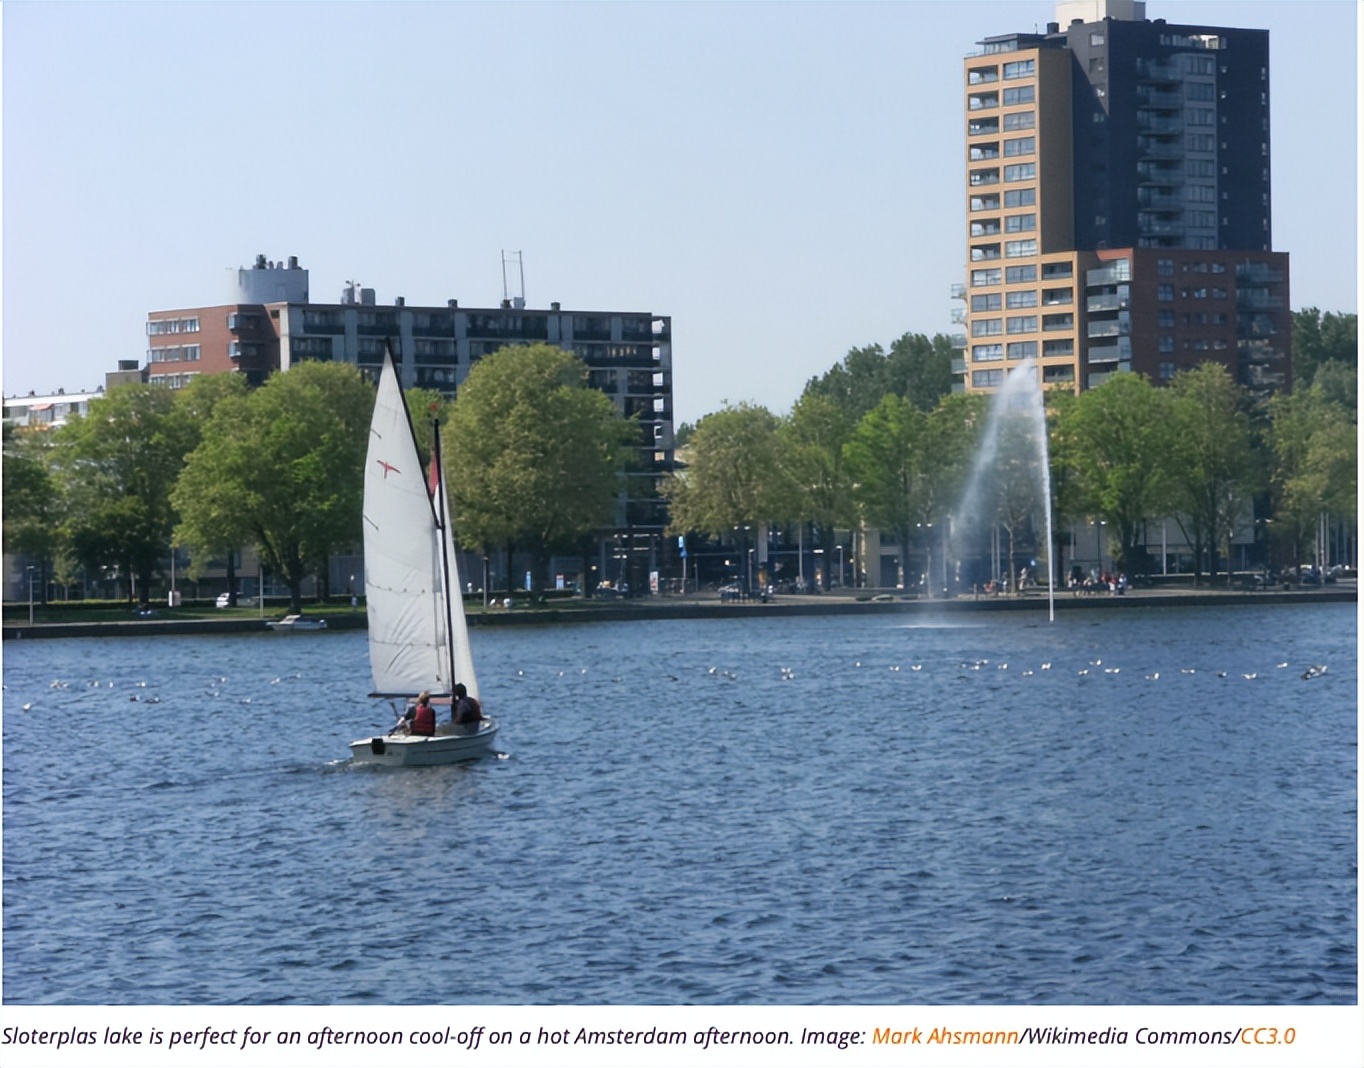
[3,584,1355,640]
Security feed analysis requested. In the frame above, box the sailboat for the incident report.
[349,349,498,766]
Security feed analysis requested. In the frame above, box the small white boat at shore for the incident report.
[267,615,328,632]
[349,349,497,767]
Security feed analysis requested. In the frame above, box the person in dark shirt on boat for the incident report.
[401,691,437,736]
[452,683,482,733]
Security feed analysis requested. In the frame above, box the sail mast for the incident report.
[431,421,459,691]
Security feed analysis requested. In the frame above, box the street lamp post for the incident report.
[27,566,35,625]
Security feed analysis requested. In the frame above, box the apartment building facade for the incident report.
[142,256,676,591]
[958,0,1291,395]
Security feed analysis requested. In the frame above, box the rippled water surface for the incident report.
[4,604,1356,1004]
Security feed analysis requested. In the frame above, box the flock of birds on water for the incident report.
[11,656,1332,715]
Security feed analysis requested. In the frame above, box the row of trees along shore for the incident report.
[2,311,1355,609]
[668,310,1355,588]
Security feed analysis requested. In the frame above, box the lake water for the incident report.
[3,603,1355,1005]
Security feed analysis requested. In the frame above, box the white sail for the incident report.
[363,353,478,699]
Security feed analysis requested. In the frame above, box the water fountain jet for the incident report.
[956,360,1056,622]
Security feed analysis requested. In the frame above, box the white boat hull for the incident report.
[268,615,328,631]
[349,719,498,766]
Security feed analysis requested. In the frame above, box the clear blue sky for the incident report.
[2,1,1356,425]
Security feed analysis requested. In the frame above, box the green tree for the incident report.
[665,403,788,587]
[1054,372,1174,574]
[804,332,956,421]
[51,384,196,604]
[1267,378,1357,568]
[170,374,251,600]
[443,343,636,600]
[1291,308,1357,389]
[2,429,63,602]
[777,392,855,590]
[173,362,373,613]
[1165,363,1263,585]
[844,395,928,590]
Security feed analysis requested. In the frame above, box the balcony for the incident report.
[971,221,1002,237]
[970,169,1000,187]
[1138,192,1183,211]
[1087,320,1128,339]
[951,357,968,375]
[1087,343,1128,364]
[1137,116,1183,135]
[968,118,1000,136]
[950,283,967,300]
[1086,263,1131,286]
[1137,141,1183,160]
[1236,263,1284,284]
[1086,294,1129,313]
[949,334,967,350]
[970,144,1001,161]
[1137,60,1180,84]
[1136,88,1183,109]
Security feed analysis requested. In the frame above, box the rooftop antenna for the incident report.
[501,250,526,309]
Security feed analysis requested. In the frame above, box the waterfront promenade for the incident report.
[3,581,1355,640]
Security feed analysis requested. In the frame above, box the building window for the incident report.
[1043,338,1074,357]
[971,243,1002,261]
[1157,284,1174,301]
[972,344,1004,362]
[1003,111,1035,131]
[971,293,1002,311]
[970,194,1001,211]
[1006,264,1037,284]
[1003,137,1035,156]
[972,318,1003,337]
[1041,262,1073,280]
[972,369,1004,388]
[970,168,1001,186]
[1157,259,1174,276]
[1002,59,1035,80]
[1007,341,1037,359]
[1006,291,1038,309]
[971,268,1002,287]
[1041,287,1072,305]
[1159,336,1175,352]
[1159,361,1176,380]
[1004,213,1035,233]
[1003,188,1035,208]
[1006,315,1038,334]
[1158,310,1175,327]
[147,317,200,335]
[1187,132,1215,152]
[1004,239,1037,258]
[1003,163,1036,182]
[1042,314,1073,331]
[969,92,999,110]
[1002,85,1034,106]
[968,65,999,84]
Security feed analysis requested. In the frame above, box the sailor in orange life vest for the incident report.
[400,691,437,736]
